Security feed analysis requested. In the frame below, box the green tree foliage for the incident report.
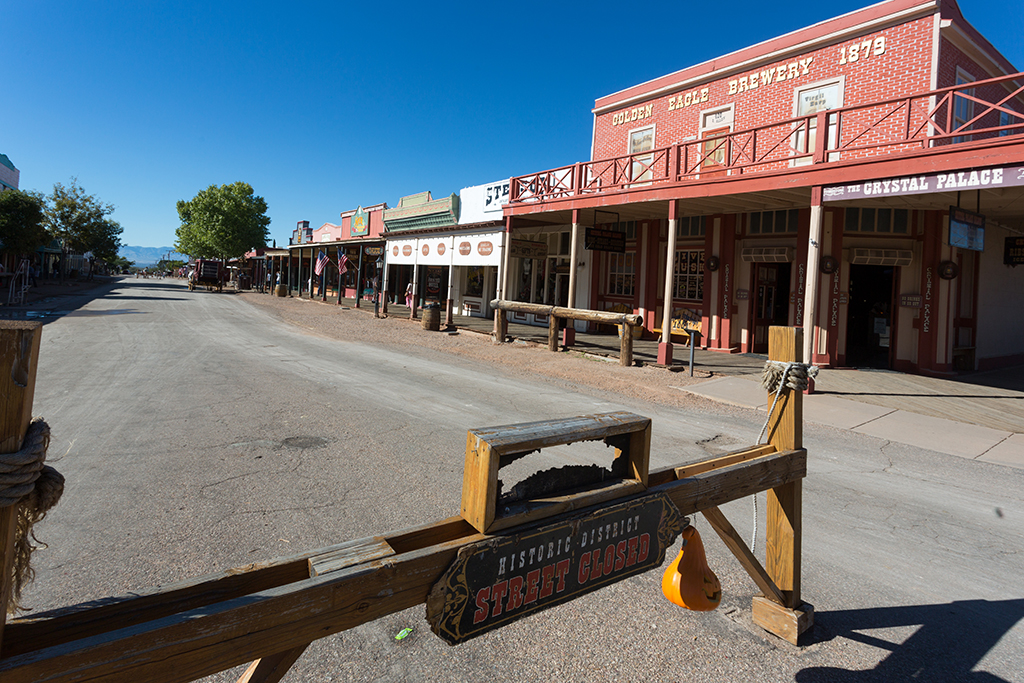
[43,179,121,276]
[175,182,270,260]
[0,189,48,255]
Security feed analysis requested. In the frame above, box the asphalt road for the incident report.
[15,278,1024,682]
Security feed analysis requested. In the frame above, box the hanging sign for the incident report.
[948,206,985,251]
[584,228,626,253]
[364,246,384,257]
[426,493,684,645]
[1005,236,1024,265]
[509,239,548,260]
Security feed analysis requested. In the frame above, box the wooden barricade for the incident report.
[489,299,642,367]
[0,326,811,683]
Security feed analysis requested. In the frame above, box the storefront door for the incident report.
[845,264,894,368]
[752,263,791,353]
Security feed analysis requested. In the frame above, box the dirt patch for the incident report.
[239,292,739,414]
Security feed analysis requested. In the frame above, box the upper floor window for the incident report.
[749,209,799,235]
[629,126,655,184]
[844,207,909,234]
[676,216,707,239]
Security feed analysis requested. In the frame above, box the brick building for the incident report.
[503,0,1024,374]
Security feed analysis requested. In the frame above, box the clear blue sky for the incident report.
[4,0,1021,249]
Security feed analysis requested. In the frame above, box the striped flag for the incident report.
[314,250,329,276]
[338,253,349,275]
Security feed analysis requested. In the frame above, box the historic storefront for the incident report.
[504,0,1024,374]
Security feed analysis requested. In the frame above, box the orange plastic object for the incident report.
[661,526,721,611]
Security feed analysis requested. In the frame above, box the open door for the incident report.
[752,263,792,353]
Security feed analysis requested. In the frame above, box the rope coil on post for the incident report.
[752,361,818,552]
[1,417,64,615]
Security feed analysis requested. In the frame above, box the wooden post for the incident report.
[752,326,812,644]
[620,324,633,367]
[0,322,43,652]
[548,313,559,352]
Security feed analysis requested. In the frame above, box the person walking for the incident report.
[404,281,414,309]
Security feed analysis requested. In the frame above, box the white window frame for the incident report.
[627,124,655,185]
[953,67,975,144]
[607,251,636,297]
[792,76,845,165]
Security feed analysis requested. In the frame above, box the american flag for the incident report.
[338,253,349,275]
[314,250,329,276]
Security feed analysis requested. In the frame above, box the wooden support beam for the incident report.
[753,326,812,644]
[701,506,785,606]
[237,644,310,683]
[620,324,634,367]
[0,449,804,681]
[0,322,43,654]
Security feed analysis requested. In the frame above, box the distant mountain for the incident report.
[119,246,186,266]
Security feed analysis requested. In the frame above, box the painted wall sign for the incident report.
[478,241,494,257]
[823,166,1022,201]
[584,228,626,253]
[509,239,548,260]
[948,206,985,251]
[422,244,430,256]
[484,181,510,212]
[1005,236,1024,265]
[900,294,922,308]
[735,289,749,300]
[403,245,413,257]
[351,207,369,237]
[460,242,472,256]
[426,493,684,645]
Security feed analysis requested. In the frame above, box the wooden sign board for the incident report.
[1006,236,1024,266]
[585,227,626,253]
[427,492,685,645]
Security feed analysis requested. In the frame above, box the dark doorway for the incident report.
[752,263,792,353]
[846,264,894,369]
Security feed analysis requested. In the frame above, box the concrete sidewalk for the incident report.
[678,375,1024,469]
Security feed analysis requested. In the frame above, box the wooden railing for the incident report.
[489,299,642,367]
[510,71,1024,204]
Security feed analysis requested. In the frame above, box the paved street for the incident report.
[11,277,1024,682]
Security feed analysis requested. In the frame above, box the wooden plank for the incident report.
[0,322,43,653]
[626,420,650,487]
[751,596,813,646]
[0,450,805,683]
[469,412,649,455]
[701,506,785,606]
[308,537,395,577]
[3,517,475,659]
[667,444,777,482]
[236,644,310,683]
[765,326,802,609]
[460,432,498,533]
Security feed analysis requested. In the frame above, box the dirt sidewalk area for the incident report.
[237,291,738,414]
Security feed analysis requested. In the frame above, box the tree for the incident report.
[42,178,119,280]
[0,189,48,257]
[175,182,270,260]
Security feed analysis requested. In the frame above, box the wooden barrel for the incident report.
[422,306,441,331]
[274,284,288,297]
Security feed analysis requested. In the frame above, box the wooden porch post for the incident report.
[494,216,513,340]
[802,187,824,374]
[752,325,813,644]
[659,200,679,365]
[0,321,43,652]
[567,209,580,309]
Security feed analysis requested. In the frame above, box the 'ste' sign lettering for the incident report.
[426,493,685,644]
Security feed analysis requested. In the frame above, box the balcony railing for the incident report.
[510,71,1024,205]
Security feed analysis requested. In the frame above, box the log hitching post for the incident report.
[0,322,43,652]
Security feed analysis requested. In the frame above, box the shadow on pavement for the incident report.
[797,598,1024,682]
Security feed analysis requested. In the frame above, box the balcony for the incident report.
[510,72,1024,207]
